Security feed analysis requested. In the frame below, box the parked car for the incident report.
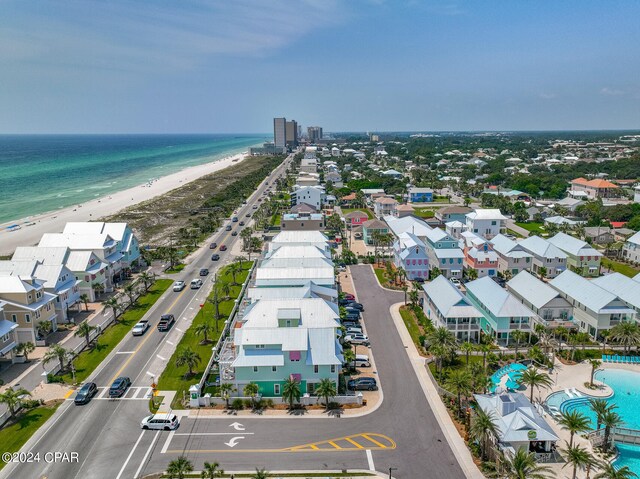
[344,333,370,346]
[345,354,371,368]
[131,319,150,336]
[347,301,364,311]
[157,314,175,332]
[347,377,377,391]
[74,382,98,405]
[219,245,227,251]
[345,306,361,315]
[354,232,363,239]
[211,254,220,261]
[344,293,355,301]
[190,279,203,289]
[141,413,180,431]
[413,277,425,283]
[344,312,361,322]
[109,377,131,398]
[209,242,217,249]
[345,326,363,335]
[172,281,185,292]
[245,213,251,217]
[449,278,462,288]
[225,225,232,231]
[252,205,258,209]
[342,320,360,329]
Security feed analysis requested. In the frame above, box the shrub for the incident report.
[265,398,274,408]
[46,374,64,384]
[231,398,244,410]
[22,399,43,409]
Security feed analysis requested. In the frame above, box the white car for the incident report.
[450,278,462,288]
[190,279,203,289]
[141,413,179,431]
[131,320,149,336]
[345,326,363,335]
[173,281,185,292]
[344,333,370,345]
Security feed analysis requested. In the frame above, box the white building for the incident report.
[622,231,640,264]
[465,209,507,239]
[291,186,326,210]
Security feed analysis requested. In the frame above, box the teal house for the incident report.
[362,219,389,245]
[232,298,342,397]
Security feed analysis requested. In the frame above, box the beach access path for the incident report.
[0,152,248,256]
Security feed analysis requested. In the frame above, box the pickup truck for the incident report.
[157,314,175,332]
[132,319,150,336]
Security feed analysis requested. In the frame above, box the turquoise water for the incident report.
[0,134,266,223]
[489,363,527,392]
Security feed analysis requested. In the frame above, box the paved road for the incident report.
[0,155,292,479]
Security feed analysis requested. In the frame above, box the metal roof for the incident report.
[242,298,340,329]
[466,276,536,318]
[547,232,602,257]
[592,273,640,310]
[506,271,565,309]
[383,215,432,237]
[519,236,567,259]
[550,270,630,313]
[423,276,483,319]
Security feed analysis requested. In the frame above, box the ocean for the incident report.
[0,134,266,224]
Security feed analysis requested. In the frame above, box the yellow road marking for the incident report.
[362,434,386,448]
[310,444,319,450]
[64,389,74,399]
[328,441,341,449]
[108,287,188,384]
[344,437,364,449]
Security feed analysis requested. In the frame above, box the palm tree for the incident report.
[558,410,591,447]
[594,463,637,479]
[479,342,492,370]
[219,383,234,409]
[459,341,475,365]
[75,321,96,349]
[343,348,355,370]
[175,347,202,378]
[78,293,90,311]
[601,409,623,451]
[42,344,68,372]
[282,377,301,409]
[517,367,553,404]
[15,342,35,362]
[562,443,593,479]
[315,378,337,410]
[408,287,420,309]
[589,398,615,431]
[123,283,137,305]
[166,456,193,479]
[220,281,232,301]
[243,382,260,409]
[503,448,552,479]
[538,266,548,279]
[470,408,500,461]
[610,322,640,354]
[229,261,242,285]
[0,386,31,419]
[194,322,214,344]
[252,468,269,479]
[138,271,154,292]
[465,268,478,281]
[445,369,472,417]
[36,320,52,341]
[588,359,602,387]
[102,296,121,322]
[200,461,223,479]
[511,329,527,359]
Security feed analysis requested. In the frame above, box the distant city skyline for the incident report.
[1,1,639,134]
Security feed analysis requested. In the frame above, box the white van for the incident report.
[141,413,179,430]
[351,354,370,368]
[190,279,203,289]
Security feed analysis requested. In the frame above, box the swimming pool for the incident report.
[546,369,640,474]
[489,363,527,393]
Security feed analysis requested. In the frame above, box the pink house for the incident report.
[343,210,369,226]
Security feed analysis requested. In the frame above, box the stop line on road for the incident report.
[66,386,153,401]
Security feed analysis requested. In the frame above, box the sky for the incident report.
[1,0,639,134]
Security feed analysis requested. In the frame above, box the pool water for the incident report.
[489,363,527,393]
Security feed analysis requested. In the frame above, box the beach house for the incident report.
[547,232,602,277]
[408,187,433,203]
[569,177,619,199]
[268,231,330,254]
[622,231,640,265]
[393,232,430,280]
[518,236,567,279]
[549,270,635,338]
[422,228,464,279]
[343,210,369,226]
[592,272,640,316]
[506,271,574,330]
[362,219,389,245]
[435,206,473,224]
[0,303,19,364]
[460,232,499,278]
[465,209,507,240]
[280,213,325,231]
[465,276,536,343]
[422,276,483,342]
[291,185,325,210]
[489,234,533,277]
[373,197,398,218]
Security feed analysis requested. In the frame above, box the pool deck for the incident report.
[523,359,640,478]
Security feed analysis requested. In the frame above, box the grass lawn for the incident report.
[271,214,281,226]
[165,263,186,274]
[341,208,373,219]
[158,262,252,408]
[60,279,173,384]
[515,222,545,234]
[603,259,640,278]
[373,267,388,286]
[0,404,59,470]
[413,207,436,219]
[399,307,424,351]
[506,228,524,238]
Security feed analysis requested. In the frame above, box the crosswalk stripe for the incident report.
[345,437,364,449]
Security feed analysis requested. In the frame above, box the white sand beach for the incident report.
[0,152,248,255]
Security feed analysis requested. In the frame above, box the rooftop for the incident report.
[423,276,483,319]
[466,276,536,318]
[506,270,564,310]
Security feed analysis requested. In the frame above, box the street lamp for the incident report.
[388,467,397,479]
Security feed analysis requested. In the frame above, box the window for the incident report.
[491,221,497,226]
[11,314,17,323]
[25,314,31,323]
[253,366,258,373]
[442,259,446,265]
[314,365,319,373]
[330,365,336,373]
[274,384,281,395]
[256,344,265,349]
[272,366,277,372]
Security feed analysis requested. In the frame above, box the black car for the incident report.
[239,221,245,226]
[211,254,220,261]
[209,242,217,249]
[347,301,364,311]
[344,312,361,321]
[109,377,131,398]
[245,213,251,217]
[342,320,360,329]
[231,231,238,236]
[338,298,351,306]
[345,306,361,315]
[347,377,378,391]
[74,382,98,405]
[225,225,232,231]
[157,314,175,331]
[199,268,209,276]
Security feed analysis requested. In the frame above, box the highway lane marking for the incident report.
[166,340,174,345]
[107,287,188,385]
[115,430,145,479]
[175,327,183,332]
[172,432,255,436]
[366,449,375,470]
[133,430,160,479]
[115,351,135,354]
[156,354,166,361]
[161,430,175,454]
[97,387,109,399]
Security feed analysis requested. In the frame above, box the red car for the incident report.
[344,293,355,301]
[219,245,227,251]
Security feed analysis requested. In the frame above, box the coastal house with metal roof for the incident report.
[62,222,140,268]
[622,231,640,264]
[423,228,464,279]
[465,209,507,240]
[422,276,483,342]
[268,231,330,254]
[435,205,473,224]
[473,392,559,459]
[465,276,536,343]
[373,196,398,218]
[408,187,433,203]
[460,232,499,278]
[384,215,432,238]
[547,232,602,276]
[254,257,335,288]
[362,219,389,245]
[518,236,567,279]
[490,234,533,277]
[393,232,429,280]
[592,272,640,316]
[0,275,57,345]
[549,270,636,338]
[506,271,573,330]
[231,298,342,397]
[0,302,19,363]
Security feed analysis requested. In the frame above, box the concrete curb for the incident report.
[389,302,484,479]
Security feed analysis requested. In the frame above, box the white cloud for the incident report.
[538,92,557,100]
[600,87,625,96]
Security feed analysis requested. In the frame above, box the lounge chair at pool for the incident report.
[571,388,582,397]
[564,388,574,399]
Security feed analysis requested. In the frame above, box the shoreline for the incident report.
[0,152,249,255]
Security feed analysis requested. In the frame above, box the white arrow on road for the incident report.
[229,422,245,431]
[224,436,244,448]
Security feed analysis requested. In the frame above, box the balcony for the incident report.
[509,322,531,330]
